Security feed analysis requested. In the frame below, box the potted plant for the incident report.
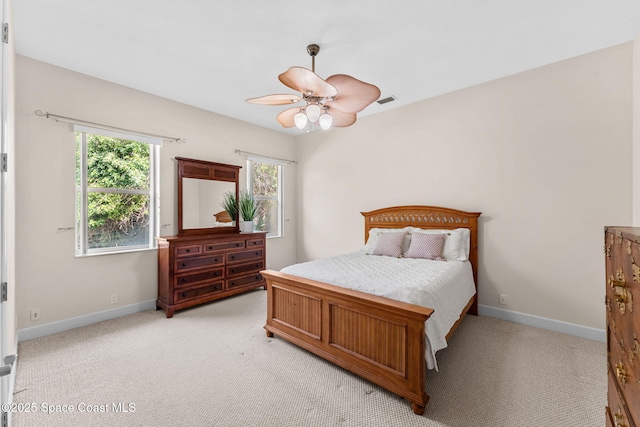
[238,189,257,233]
[220,191,238,226]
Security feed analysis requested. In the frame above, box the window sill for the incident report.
[75,247,157,258]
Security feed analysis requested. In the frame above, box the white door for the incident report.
[0,0,13,425]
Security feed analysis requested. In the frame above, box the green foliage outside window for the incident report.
[76,133,151,250]
[251,161,279,234]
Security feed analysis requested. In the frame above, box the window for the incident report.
[247,158,283,238]
[75,125,159,255]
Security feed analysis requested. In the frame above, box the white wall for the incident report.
[634,33,640,226]
[13,42,635,335]
[15,56,297,330]
[295,43,633,330]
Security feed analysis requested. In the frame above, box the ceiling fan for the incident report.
[246,44,381,131]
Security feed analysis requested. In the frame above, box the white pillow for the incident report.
[408,227,470,261]
[362,227,412,254]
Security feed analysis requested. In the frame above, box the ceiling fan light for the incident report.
[319,113,333,130]
[294,111,308,129]
[305,104,321,122]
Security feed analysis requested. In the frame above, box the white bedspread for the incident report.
[280,251,476,370]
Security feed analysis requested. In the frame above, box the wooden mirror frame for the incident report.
[176,157,241,235]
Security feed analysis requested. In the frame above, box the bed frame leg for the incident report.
[411,402,425,415]
[411,393,429,415]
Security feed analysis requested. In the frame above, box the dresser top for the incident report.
[157,231,267,243]
[605,226,640,241]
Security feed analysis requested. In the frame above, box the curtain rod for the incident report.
[234,149,297,164]
[34,110,187,144]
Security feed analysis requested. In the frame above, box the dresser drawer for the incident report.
[606,231,640,371]
[174,282,224,303]
[203,240,245,253]
[227,260,265,278]
[605,406,613,427]
[175,245,202,257]
[609,336,640,423]
[608,368,635,427]
[227,249,264,264]
[227,273,264,290]
[247,238,264,248]
[175,268,224,288]
[175,255,224,272]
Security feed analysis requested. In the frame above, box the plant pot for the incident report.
[240,221,254,233]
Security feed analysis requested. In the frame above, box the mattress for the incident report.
[280,251,476,370]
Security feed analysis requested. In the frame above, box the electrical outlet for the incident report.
[499,294,507,305]
[30,309,41,321]
[110,294,118,305]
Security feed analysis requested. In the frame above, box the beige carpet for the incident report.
[12,289,605,427]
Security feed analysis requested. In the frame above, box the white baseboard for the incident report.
[17,300,157,342]
[15,300,606,344]
[478,304,606,343]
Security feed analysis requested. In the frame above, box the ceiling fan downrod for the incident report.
[306,44,320,73]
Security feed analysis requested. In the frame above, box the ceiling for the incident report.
[12,1,640,135]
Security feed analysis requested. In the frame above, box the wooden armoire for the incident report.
[605,227,640,426]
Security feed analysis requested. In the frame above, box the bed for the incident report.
[261,205,481,415]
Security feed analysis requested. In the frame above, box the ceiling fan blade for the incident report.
[279,67,337,98]
[326,108,357,128]
[276,107,302,128]
[245,94,301,105]
[325,74,381,113]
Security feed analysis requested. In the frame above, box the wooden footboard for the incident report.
[262,270,434,415]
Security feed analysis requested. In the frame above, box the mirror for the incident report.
[176,157,241,235]
[182,178,236,229]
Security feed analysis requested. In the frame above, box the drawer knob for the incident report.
[231,269,237,273]
[230,282,235,286]
[614,407,628,427]
[255,252,259,256]
[181,292,187,297]
[207,246,213,250]
[185,249,191,253]
[614,290,629,304]
[613,287,632,315]
[609,277,626,288]
[236,243,242,247]
[181,263,187,267]
[181,278,187,283]
[615,360,627,386]
[230,256,235,260]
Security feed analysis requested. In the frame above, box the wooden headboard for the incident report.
[361,205,482,300]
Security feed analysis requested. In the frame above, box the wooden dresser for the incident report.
[157,232,266,317]
[605,227,640,427]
